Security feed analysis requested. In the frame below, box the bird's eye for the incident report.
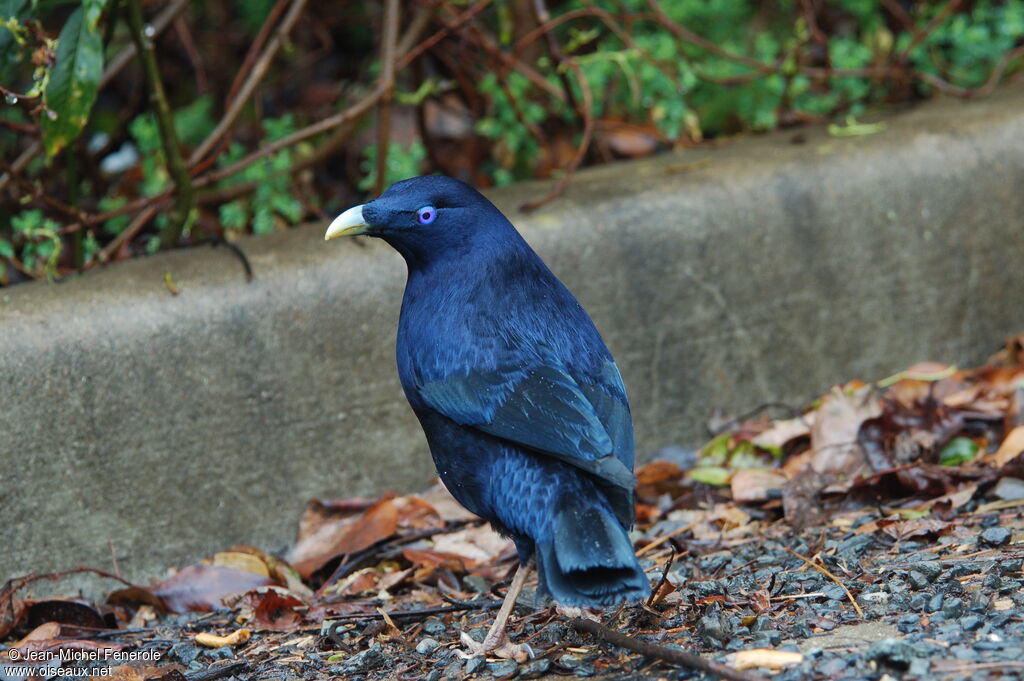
[417,206,437,225]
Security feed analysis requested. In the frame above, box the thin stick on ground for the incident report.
[568,617,768,681]
[782,547,864,618]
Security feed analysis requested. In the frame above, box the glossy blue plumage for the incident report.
[355,176,649,606]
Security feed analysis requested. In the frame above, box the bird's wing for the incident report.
[416,345,636,493]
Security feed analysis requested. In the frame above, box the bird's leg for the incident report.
[554,604,600,621]
[459,559,535,662]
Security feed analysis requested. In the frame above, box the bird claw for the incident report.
[458,630,534,663]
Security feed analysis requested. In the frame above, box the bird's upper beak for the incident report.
[325,204,370,240]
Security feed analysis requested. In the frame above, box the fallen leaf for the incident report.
[243,587,308,631]
[154,565,273,613]
[194,628,250,647]
[432,525,513,565]
[635,460,682,486]
[810,385,881,477]
[210,551,271,577]
[402,548,474,571]
[983,425,1024,468]
[730,469,787,503]
[415,481,480,523]
[729,648,804,670]
[291,497,399,578]
[752,416,813,451]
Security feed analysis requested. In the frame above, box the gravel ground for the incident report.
[14,496,1014,681]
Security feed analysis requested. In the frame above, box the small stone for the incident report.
[907,571,930,590]
[942,597,965,618]
[441,659,463,680]
[423,617,446,635]
[487,659,519,677]
[867,638,924,669]
[960,615,984,631]
[519,658,551,678]
[897,613,920,633]
[697,612,731,647]
[426,670,442,681]
[998,559,1022,575]
[463,575,491,593]
[464,655,486,674]
[928,593,944,613]
[916,561,943,580]
[821,584,847,601]
[416,638,441,655]
[980,527,1011,547]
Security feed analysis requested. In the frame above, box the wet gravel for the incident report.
[41,504,1021,681]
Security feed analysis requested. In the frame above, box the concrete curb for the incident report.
[3,88,1024,587]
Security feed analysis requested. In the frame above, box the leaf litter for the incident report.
[4,336,1024,680]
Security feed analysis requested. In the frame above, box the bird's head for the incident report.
[324,175,512,265]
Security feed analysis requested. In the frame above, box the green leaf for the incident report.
[41,6,104,157]
[939,437,979,466]
[688,466,732,487]
[0,0,28,19]
[0,237,13,259]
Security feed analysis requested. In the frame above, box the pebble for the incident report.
[697,612,731,647]
[423,617,446,635]
[981,526,1011,546]
[464,655,486,674]
[928,592,944,613]
[486,659,518,677]
[519,658,551,678]
[961,615,984,631]
[416,638,440,655]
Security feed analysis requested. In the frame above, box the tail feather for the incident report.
[536,499,650,607]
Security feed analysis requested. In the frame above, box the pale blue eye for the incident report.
[417,206,437,225]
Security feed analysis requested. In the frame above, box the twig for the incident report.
[782,547,864,618]
[97,203,161,263]
[209,237,254,281]
[899,0,964,61]
[173,16,208,93]
[637,520,697,557]
[374,0,401,196]
[325,600,505,622]
[569,618,768,681]
[645,0,774,74]
[126,0,194,248]
[188,0,310,167]
[395,0,495,70]
[531,0,579,112]
[645,547,676,608]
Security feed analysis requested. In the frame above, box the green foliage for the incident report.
[939,437,979,466]
[470,0,1024,184]
[10,209,62,279]
[358,140,427,193]
[41,5,104,157]
[216,115,305,234]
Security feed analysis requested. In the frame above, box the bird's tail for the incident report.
[535,496,650,607]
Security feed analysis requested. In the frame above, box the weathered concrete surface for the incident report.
[3,88,1024,588]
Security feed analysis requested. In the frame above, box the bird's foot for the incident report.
[554,604,600,621]
[458,629,534,663]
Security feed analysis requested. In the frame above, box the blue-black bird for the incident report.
[325,176,649,659]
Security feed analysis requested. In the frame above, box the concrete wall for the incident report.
[3,87,1024,588]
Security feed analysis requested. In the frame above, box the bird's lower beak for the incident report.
[325,204,369,240]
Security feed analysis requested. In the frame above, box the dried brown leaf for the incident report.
[153,564,273,613]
